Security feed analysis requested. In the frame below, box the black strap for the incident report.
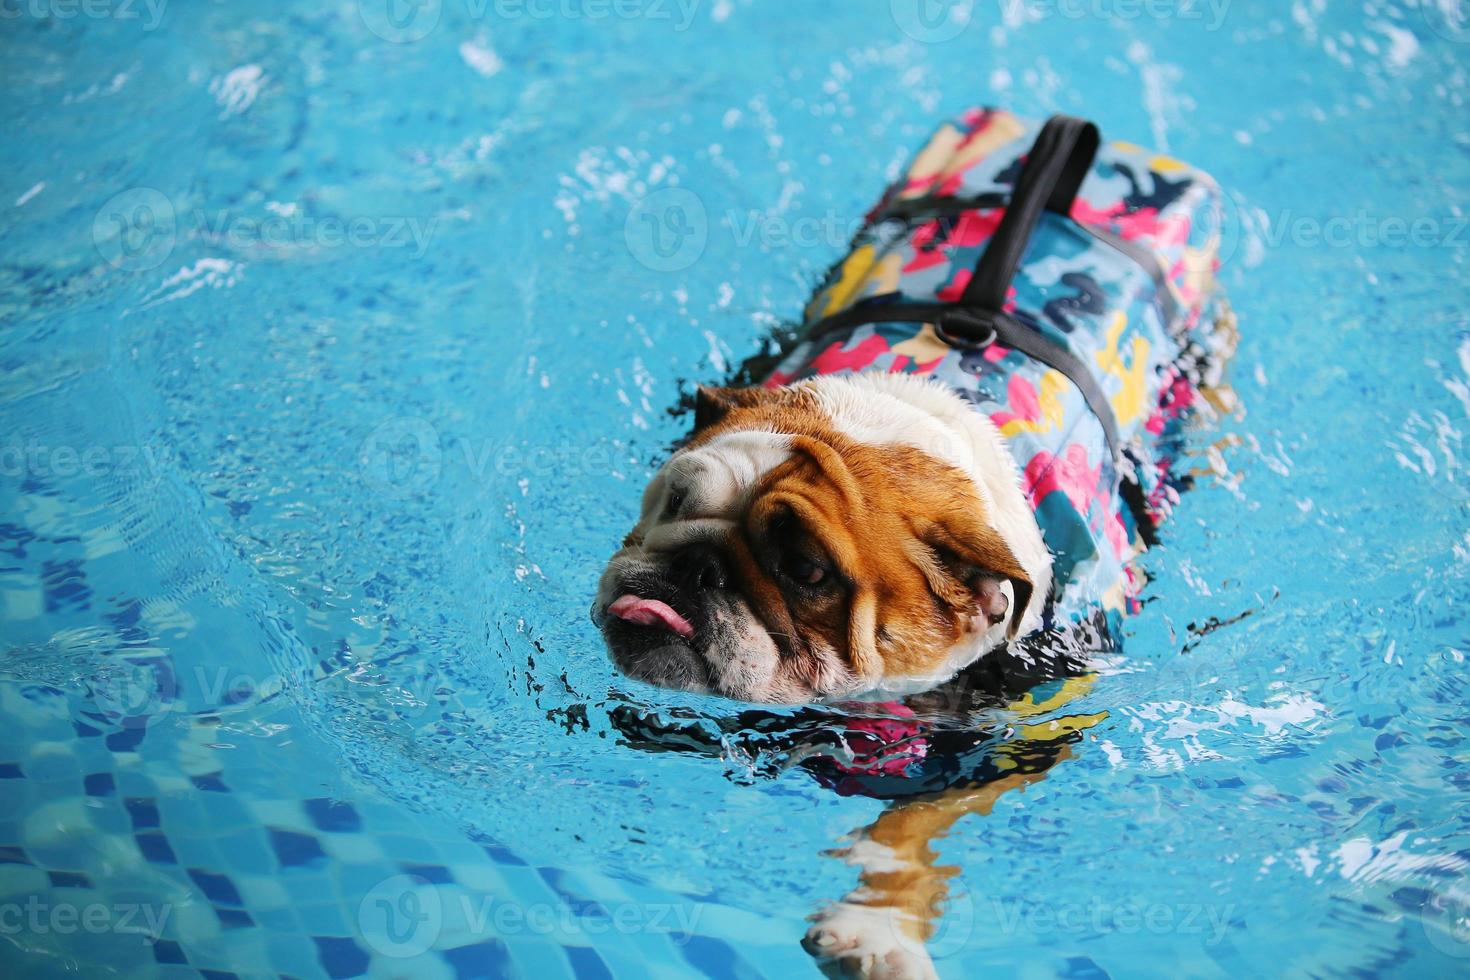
[802,302,1124,465]
[959,115,1100,313]
[801,116,1124,463]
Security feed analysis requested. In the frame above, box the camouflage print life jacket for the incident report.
[611,111,1234,800]
[766,109,1232,637]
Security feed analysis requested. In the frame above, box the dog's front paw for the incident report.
[802,902,939,980]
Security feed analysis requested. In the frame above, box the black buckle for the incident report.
[934,308,1002,350]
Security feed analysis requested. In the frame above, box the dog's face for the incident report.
[595,378,1051,703]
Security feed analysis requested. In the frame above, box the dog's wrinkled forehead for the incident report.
[632,430,792,549]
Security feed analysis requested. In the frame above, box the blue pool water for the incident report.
[3,1,1469,977]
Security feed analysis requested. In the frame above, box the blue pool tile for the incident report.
[1389,885,1433,911]
[443,939,514,979]
[198,971,240,980]
[83,772,115,796]
[41,557,91,612]
[212,828,275,873]
[312,936,370,979]
[106,727,147,753]
[678,934,757,980]
[125,797,161,829]
[191,773,230,792]
[481,843,527,867]
[269,828,328,869]
[401,862,454,885]
[215,908,256,930]
[467,830,527,867]
[0,845,30,865]
[152,939,188,965]
[303,798,362,833]
[47,870,91,888]
[135,831,178,864]
[190,784,255,831]
[0,763,23,778]
[188,868,244,906]
[288,894,352,937]
[1061,955,1112,979]
[374,834,443,864]
[251,907,301,934]
[564,945,615,980]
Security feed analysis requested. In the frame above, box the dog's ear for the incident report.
[915,512,1034,640]
[693,385,772,433]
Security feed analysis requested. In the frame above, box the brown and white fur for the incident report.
[595,372,1062,978]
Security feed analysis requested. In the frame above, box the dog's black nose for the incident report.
[670,545,728,591]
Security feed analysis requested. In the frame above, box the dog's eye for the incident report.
[784,554,828,586]
[665,488,685,516]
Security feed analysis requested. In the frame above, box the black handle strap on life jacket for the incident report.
[807,114,1123,465]
[956,115,1099,312]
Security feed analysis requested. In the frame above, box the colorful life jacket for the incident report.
[765,108,1233,634]
[612,110,1234,801]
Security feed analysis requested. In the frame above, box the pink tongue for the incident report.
[607,595,694,637]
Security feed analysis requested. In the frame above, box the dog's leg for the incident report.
[802,751,1069,980]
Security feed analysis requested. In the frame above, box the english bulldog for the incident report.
[592,108,1231,979]
[594,375,1086,980]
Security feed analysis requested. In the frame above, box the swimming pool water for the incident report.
[2,1,1468,977]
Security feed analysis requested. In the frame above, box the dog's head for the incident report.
[595,374,1052,703]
